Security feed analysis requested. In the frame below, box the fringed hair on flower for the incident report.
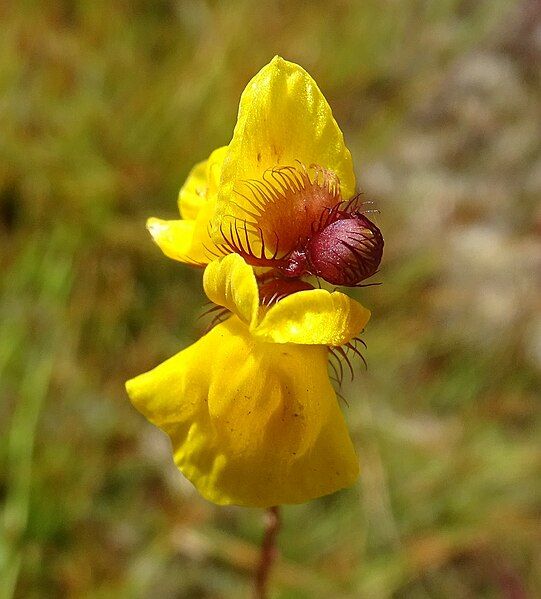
[212,162,384,288]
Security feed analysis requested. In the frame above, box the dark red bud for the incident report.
[305,214,383,286]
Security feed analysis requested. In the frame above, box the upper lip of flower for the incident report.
[145,56,375,280]
[213,56,356,230]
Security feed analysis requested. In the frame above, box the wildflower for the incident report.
[147,56,383,288]
[126,254,370,507]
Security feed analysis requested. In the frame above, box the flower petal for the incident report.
[178,146,228,220]
[203,254,259,327]
[126,316,359,507]
[147,146,228,265]
[177,159,206,221]
[255,289,370,346]
[214,56,355,229]
[146,211,213,265]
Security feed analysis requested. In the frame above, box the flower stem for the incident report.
[253,506,281,599]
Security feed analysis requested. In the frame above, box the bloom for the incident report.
[126,254,370,506]
[128,58,383,507]
[147,56,383,287]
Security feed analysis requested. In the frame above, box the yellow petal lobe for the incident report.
[178,146,228,220]
[148,146,228,265]
[126,316,359,507]
[177,159,206,221]
[214,56,355,229]
[255,289,370,346]
[203,254,259,327]
[146,215,211,265]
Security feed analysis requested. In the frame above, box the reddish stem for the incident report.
[253,506,281,599]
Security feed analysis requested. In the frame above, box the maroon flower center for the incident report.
[217,163,384,292]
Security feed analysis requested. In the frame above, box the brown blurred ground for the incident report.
[1,1,540,598]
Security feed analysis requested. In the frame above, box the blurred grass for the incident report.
[1,1,540,598]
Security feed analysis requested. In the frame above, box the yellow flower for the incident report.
[129,58,382,506]
[126,254,370,507]
[145,56,383,287]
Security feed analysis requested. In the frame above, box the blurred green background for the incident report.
[1,1,540,597]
